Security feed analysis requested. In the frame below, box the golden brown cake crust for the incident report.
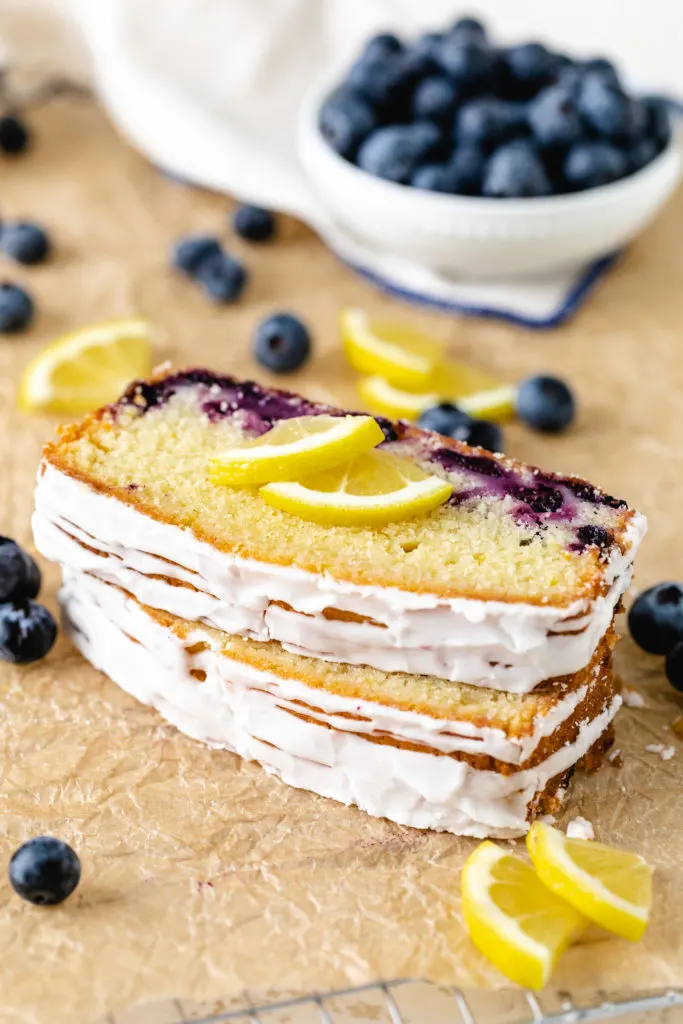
[42,368,640,607]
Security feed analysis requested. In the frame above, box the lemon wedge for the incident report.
[358,374,517,424]
[208,414,384,486]
[260,449,452,526]
[462,841,586,990]
[527,822,653,942]
[340,307,443,389]
[18,318,153,415]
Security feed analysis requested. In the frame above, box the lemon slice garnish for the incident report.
[18,318,153,415]
[358,374,517,423]
[260,448,452,526]
[209,414,384,486]
[462,841,586,991]
[527,822,653,942]
[357,376,439,420]
[340,307,443,389]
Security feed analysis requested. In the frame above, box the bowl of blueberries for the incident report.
[299,17,680,279]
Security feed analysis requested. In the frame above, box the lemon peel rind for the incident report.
[208,415,384,486]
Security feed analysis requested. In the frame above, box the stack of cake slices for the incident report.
[33,369,646,838]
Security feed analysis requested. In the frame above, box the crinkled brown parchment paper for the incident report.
[0,96,683,1024]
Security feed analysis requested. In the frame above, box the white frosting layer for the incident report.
[59,569,620,838]
[34,463,646,693]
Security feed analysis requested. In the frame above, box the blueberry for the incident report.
[442,145,482,195]
[0,115,29,155]
[580,58,621,89]
[418,403,471,436]
[557,66,585,99]
[452,417,503,452]
[362,32,403,62]
[345,56,404,112]
[0,537,41,602]
[629,137,659,172]
[449,17,487,44]
[0,222,51,265]
[409,32,444,66]
[503,43,559,98]
[437,38,496,94]
[482,141,552,198]
[516,375,575,432]
[233,205,276,243]
[195,252,247,303]
[578,75,635,139]
[0,601,57,664]
[563,142,628,189]
[628,583,683,655]
[357,123,440,183]
[0,282,33,332]
[417,404,502,452]
[455,98,519,151]
[319,92,376,161]
[528,86,583,149]
[9,837,80,906]
[254,313,311,373]
[412,76,458,124]
[411,163,456,192]
[666,641,683,692]
[575,524,612,550]
[171,234,222,277]
[643,96,671,148]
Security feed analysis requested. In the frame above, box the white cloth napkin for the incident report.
[62,0,678,326]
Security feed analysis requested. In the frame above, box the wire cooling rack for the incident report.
[110,979,683,1023]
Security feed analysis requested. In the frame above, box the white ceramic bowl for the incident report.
[299,81,682,280]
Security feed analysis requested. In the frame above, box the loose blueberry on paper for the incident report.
[0,537,41,602]
[254,313,312,374]
[319,16,671,196]
[0,283,34,333]
[233,205,277,243]
[0,114,30,156]
[628,583,683,656]
[9,837,81,906]
[0,537,57,664]
[628,582,683,694]
[667,642,683,693]
[0,222,51,265]
[418,403,503,453]
[516,376,576,433]
[171,234,247,304]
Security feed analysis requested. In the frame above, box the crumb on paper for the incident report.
[623,687,646,709]
[608,748,624,766]
[566,816,595,841]
[645,743,676,761]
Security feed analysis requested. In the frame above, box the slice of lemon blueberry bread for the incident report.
[33,368,645,693]
[61,569,619,838]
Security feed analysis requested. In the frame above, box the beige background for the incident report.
[1,95,683,1024]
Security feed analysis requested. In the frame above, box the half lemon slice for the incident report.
[358,374,517,423]
[208,414,384,486]
[527,822,653,942]
[341,307,443,389]
[260,449,452,526]
[462,841,586,990]
[18,318,153,415]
